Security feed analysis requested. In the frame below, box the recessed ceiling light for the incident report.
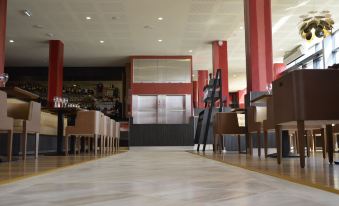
[46,33,54,37]
[23,9,32,17]
[158,39,163,42]
[233,74,237,78]
[86,16,92,20]
[158,17,164,21]
[9,40,14,43]
[144,25,153,29]
[188,50,193,53]
[33,24,44,29]
[100,40,105,44]
[280,48,284,51]
[240,26,244,30]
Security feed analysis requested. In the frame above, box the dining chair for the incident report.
[247,106,266,157]
[213,112,246,153]
[7,101,41,160]
[0,91,14,161]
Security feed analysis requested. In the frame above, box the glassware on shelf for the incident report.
[0,73,9,87]
[266,83,272,95]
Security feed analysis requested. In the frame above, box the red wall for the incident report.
[212,41,229,105]
[238,88,247,108]
[193,81,198,108]
[0,0,7,74]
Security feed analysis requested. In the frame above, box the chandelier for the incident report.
[299,11,335,41]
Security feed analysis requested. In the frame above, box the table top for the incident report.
[42,107,83,116]
[250,94,272,104]
[231,108,246,114]
[0,86,39,101]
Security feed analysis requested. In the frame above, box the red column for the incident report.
[212,40,229,105]
[273,63,286,80]
[48,40,64,105]
[198,70,208,108]
[192,81,198,108]
[0,0,7,74]
[244,0,273,92]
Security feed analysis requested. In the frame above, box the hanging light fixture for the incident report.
[299,10,334,41]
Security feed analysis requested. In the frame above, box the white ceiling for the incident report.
[4,0,339,91]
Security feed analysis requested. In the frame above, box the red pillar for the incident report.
[48,40,64,105]
[273,63,286,80]
[244,0,273,92]
[198,70,208,108]
[193,81,198,108]
[212,41,229,105]
[0,0,7,74]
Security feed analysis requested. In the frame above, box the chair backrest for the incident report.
[99,113,107,136]
[214,112,243,135]
[7,102,30,119]
[115,122,120,138]
[26,101,41,132]
[0,91,8,118]
[111,119,116,137]
[75,110,101,135]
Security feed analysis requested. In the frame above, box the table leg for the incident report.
[297,120,305,168]
[57,111,64,155]
[326,124,334,165]
[275,125,282,164]
[257,130,261,158]
[321,128,326,159]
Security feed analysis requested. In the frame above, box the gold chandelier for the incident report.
[299,11,334,41]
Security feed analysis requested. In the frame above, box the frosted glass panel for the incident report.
[133,59,158,82]
[133,58,191,83]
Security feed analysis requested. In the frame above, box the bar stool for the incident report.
[0,91,14,161]
[65,110,101,155]
[213,112,246,153]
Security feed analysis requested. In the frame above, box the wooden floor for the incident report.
[0,151,125,186]
[191,149,339,194]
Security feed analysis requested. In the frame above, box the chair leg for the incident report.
[297,120,305,168]
[257,130,261,158]
[21,132,28,160]
[306,131,311,157]
[94,135,98,156]
[35,133,39,159]
[264,130,268,158]
[321,128,326,159]
[64,135,69,156]
[7,130,13,161]
[238,134,241,154]
[248,133,253,156]
[295,131,299,154]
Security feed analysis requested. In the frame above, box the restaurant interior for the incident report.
[0,0,339,205]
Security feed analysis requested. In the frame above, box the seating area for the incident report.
[0,90,121,162]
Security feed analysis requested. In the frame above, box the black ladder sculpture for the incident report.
[194,69,223,151]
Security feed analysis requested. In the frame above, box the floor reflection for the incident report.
[190,149,339,194]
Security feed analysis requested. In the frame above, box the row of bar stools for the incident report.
[65,110,120,156]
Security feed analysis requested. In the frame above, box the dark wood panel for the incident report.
[130,124,194,146]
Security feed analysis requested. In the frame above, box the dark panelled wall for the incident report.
[130,124,194,146]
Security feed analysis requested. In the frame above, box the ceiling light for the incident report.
[100,40,105,44]
[272,15,291,34]
[158,39,163,42]
[188,50,193,53]
[158,17,164,21]
[9,40,14,43]
[33,24,44,29]
[280,48,284,51]
[112,16,120,20]
[86,16,92,20]
[299,11,334,41]
[240,26,244,30]
[46,33,54,37]
[233,74,237,78]
[23,9,32,17]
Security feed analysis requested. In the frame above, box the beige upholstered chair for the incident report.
[213,112,246,153]
[0,91,14,161]
[247,106,266,157]
[7,101,41,160]
[105,116,112,154]
[115,122,120,152]
[65,110,101,155]
[99,114,108,154]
